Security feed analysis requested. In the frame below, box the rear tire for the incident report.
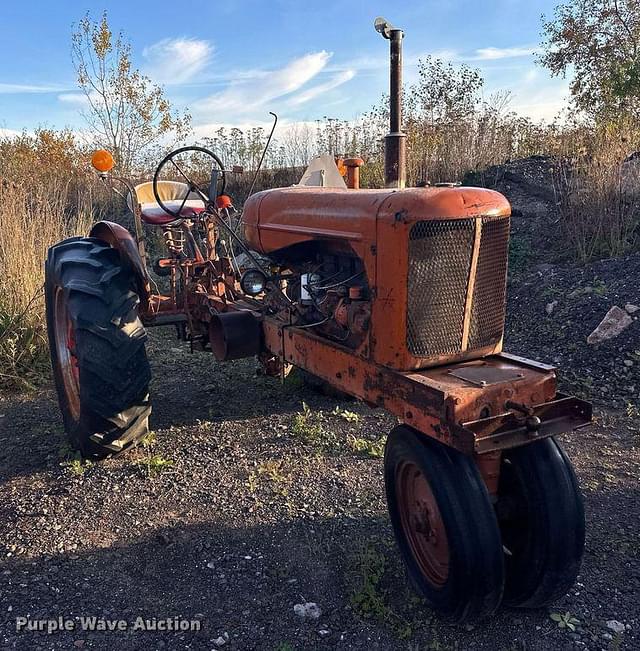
[45,237,151,459]
[384,426,504,622]
[497,437,585,608]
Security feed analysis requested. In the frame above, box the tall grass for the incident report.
[0,130,98,391]
[0,183,93,390]
[550,119,640,262]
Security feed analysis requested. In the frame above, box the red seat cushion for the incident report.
[140,200,205,225]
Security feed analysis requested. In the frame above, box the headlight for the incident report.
[240,268,268,296]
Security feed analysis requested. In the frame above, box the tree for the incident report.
[539,1,640,119]
[71,12,191,172]
[408,57,485,126]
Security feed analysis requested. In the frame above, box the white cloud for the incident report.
[501,71,571,122]
[0,127,22,138]
[143,37,213,84]
[58,92,91,105]
[288,70,355,106]
[472,46,538,61]
[0,82,66,94]
[192,118,318,141]
[193,51,332,120]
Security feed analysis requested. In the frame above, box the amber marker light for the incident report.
[91,149,115,173]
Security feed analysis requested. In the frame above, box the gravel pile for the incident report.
[506,254,640,409]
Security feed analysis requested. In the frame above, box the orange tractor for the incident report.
[45,18,590,622]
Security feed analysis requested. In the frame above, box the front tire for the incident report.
[497,437,585,608]
[384,426,504,622]
[45,237,151,458]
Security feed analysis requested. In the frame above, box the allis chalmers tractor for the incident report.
[45,18,591,622]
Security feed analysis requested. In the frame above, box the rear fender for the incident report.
[89,221,150,309]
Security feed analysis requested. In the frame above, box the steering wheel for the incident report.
[152,146,226,219]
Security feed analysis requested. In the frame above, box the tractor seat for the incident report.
[129,181,205,225]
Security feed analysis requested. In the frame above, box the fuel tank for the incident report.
[243,186,510,256]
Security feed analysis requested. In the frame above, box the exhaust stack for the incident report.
[374,17,406,189]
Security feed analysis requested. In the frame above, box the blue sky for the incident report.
[0,0,569,138]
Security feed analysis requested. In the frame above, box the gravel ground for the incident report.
[1,314,639,650]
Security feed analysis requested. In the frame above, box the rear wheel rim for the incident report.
[53,287,80,420]
[396,460,450,587]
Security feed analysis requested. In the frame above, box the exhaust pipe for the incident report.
[374,17,406,189]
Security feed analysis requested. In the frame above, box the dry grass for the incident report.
[551,122,640,262]
[554,158,639,262]
[0,129,101,390]
[0,183,92,390]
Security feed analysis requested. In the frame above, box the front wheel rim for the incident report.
[53,287,80,420]
[396,460,450,587]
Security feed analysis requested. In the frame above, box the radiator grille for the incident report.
[468,217,510,349]
[407,216,510,359]
[407,220,475,356]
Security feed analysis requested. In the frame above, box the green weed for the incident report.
[332,406,360,422]
[349,543,413,640]
[608,631,624,651]
[348,435,385,458]
[248,459,290,498]
[508,237,532,276]
[140,431,157,448]
[275,643,295,651]
[550,611,580,631]
[136,454,173,477]
[61,452,92,476]
[292,402,323,443]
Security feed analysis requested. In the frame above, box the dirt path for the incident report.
[0,327,638,651]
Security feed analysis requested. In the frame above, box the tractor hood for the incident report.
[243,186,510,256]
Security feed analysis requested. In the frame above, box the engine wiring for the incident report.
[310,269,364,291]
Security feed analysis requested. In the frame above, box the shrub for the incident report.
[552,120,640,261]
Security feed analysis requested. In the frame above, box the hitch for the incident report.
[460,394,592,454]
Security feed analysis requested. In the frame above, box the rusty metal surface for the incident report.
[344,158,364,189]
[243,186,510,372]
[415,357,556,423]
[52,286,80,421]
[463,395,592,454]
[84,175,588,463]
[262,315,578,455]
[395,459,450,585]
[496,352,556,372]
[243,186,510,256]
[373,190,510,370]
[84,144,587,464]
[474,450,502,495]
[385,133,406,189]
[384,28,406,188]
[209,310,262,361]
[446,365,525,387]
